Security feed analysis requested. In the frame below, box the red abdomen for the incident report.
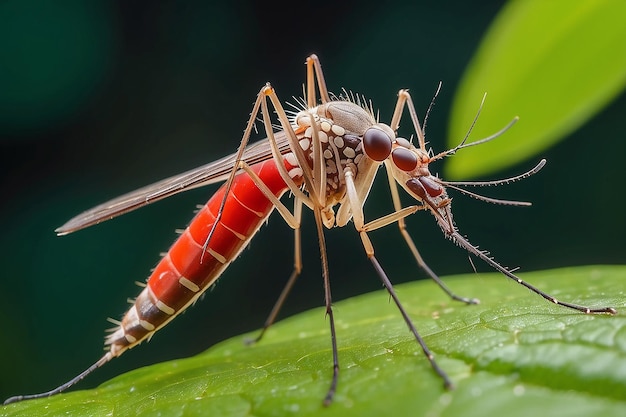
[105,157,301,355]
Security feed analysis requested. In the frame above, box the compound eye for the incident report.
[418,176,443,197]
[363,128,392,161]
[391,147,418,171]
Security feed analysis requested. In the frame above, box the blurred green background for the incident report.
[1,0,624,401]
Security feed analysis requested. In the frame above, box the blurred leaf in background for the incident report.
[447,0,626,178]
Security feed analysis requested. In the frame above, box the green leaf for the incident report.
[446,0,626,179]
[2,265,625,417]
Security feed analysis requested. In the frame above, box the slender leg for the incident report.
[389,89,426,150]
[306,54,331,106]
[260,54,334,205]
[447,230,616,315]
[385,89,480,304]
[397,226,479,305]
[368,256,453,389]
[246,198,303,344]
[342,168,454,390]
[383,166,479,304]
[242,56,345,405]
[311,207,340,407]
[263,87,325,208]
[237,160,300,228]
[265,56,344,405]
[242,57,344,405]
[202,83,311,259]
[208,76,327,340]
[4,353,113,404]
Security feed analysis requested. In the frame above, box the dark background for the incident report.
[1,0,624,400]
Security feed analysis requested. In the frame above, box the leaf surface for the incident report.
[2,266,625,417]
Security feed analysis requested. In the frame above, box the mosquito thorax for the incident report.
[292,100,380,200]
[318,101,376,135]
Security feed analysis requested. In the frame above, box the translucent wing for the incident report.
[56,131,291,235]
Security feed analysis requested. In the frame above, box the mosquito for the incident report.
[4,54,616,406]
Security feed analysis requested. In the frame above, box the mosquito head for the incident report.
[379,133,434,184]
[380,136,456,234]
[358,124,454,233]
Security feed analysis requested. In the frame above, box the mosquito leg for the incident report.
[450,231,617,315]
[245,268,301,346]
[343,168,453,391]
[201,85,273,261]
[381,160,479,304]
[368,255,453,389]
[386,90,478,303]
[252,74,341,398]
[258,76,341,404]
[4,353,112,404]
[268,56,331,208]
[237,161,301,228]
[232,56,335,210]
[396,218,479,304]
[246,199,304,345]
[389,89,426,150]
[259,85,313,206]
[211,111,309,346]
[306,54,331,106]
[398,219,479,304]
[263,86,324,207]
[312,207,340,407]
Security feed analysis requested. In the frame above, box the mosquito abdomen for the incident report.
[106,157,301,356]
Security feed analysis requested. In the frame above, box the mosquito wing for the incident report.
[56,131,291,236]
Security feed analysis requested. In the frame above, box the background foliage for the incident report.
[448,0,626,177]
[1,0,625,411]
